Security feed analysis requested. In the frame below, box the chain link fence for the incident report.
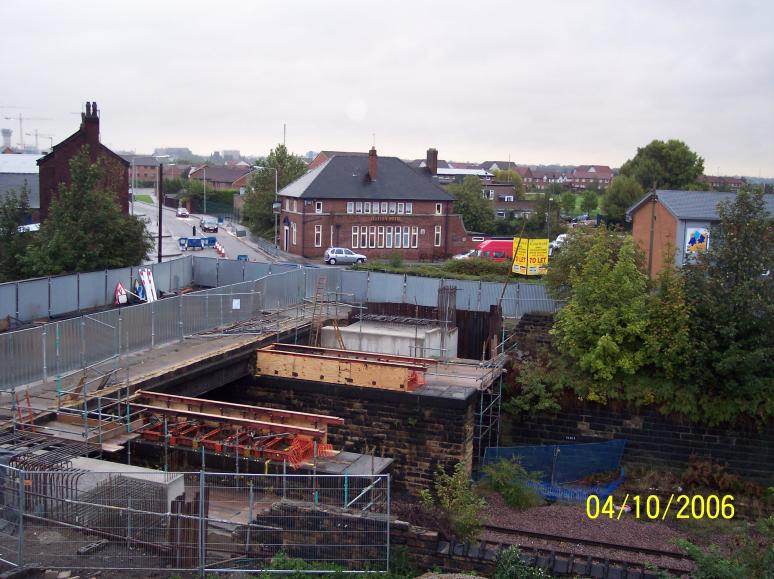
[0,465,389,573]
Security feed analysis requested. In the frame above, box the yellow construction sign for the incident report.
[512,237,549,276]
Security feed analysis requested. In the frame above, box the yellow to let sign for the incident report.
[511,238,549,276]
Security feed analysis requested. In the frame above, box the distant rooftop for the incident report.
[0,154,40,174]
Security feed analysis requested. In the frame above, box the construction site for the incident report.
[0,256,550,574]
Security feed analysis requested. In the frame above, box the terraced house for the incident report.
[276,148,471,259]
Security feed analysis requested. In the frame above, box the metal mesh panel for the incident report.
[83,310,119,367]
[243,261,271,281]
[0,327,43,386]
[153,297,181,345]
[122,303,153,352]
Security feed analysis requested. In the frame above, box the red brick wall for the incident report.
[631,197,677,278]
[39,129,129,221]
[278,197,472,260]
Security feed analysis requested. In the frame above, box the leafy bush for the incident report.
[494,546,554,579]
[419,462,487,543]
[502,362,562,418]
[682,456,763,496]
[481,458,544,510]
[388,251,403,268]
[444,256,511,277]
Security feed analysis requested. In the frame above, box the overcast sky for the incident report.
[2,0,773,176]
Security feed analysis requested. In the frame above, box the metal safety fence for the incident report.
[0,466,390,573]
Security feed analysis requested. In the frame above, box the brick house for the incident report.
[698,175,745,192]
[277,147,471,260]
[189,164,251,190]
[568,165,614,190]
[38,102,129,222]
[626,189,774,278]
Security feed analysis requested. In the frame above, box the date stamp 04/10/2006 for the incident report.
[586,494,735,521]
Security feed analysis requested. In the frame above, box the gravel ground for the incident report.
[481,494,694,572]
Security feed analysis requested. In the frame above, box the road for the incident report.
[132,198,277,264]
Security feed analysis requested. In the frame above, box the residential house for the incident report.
[276,147,470,260]
[626,189,774,278]
[530,169,565,190]
[308,150,368,171]
[38,101,129,221]
[568,165,614,190]
[436,167,493,185]
[122,155,159,183]
[189,164,252,190]
[0,154,40,222]
[698,175,745,192]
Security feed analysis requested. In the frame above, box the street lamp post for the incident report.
[254,165,279,247]
[547,197,554,241]
[154,155,171,263]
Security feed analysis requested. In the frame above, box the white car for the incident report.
[324,247,367,265]
[453,249,477,260]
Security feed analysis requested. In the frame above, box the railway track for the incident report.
[481,523,693,577]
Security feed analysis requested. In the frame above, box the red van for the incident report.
[475,239,513,262]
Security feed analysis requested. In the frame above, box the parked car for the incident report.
[199,216,218,233]
[474,239,513,262]
[324,247,367,265]
[452,249,477,260]
[176,207,190,218]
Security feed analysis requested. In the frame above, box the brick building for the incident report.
[38,102,129,222]
[568,165,614,190]
[626,189,774,278]
[277,148,471,260]
[189,164,251,190]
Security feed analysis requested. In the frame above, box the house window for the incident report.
[360,226,367,247]
[352,226,359,249]
[504,195,514,202]
[386,226,393,248]
[496,210,506,218]
[434,225,442,247]
[377,226,385,248]
[381,202,388,213]
[373,203,379,214]
[394,225,402,248]
[406,202,412,214]
[402,226,410,248]
[435,203,442,215]
[411,226,418,248]
[314,225,322,247]
[315,201,322,214]
[389,202,397,214]
[398,202,405,214]
[369,226,376,248]
[364,201,371,214]
[355,202,363,214]
[347,202,354,214]
[292,222,297,245]
[293,200,298,212]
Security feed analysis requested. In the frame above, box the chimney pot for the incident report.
[368,146,377,181]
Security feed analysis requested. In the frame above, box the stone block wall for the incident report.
[507,402,774,484]
[215,376,477,494]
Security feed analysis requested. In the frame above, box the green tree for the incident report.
[646,262,692,379]
[551,235,650,385]
[242,144,307,237]
[680,189,774,424]
[580,189,599,214]
[619,139,704,190]
[559,191,576,215]
[24,149,153,276]
[493,169,526,199]
[449,175,495,233]
[0,184,32,282]
[601,175,644,221]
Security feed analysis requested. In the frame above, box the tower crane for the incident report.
[25,130,54,152]
[1,112,53,150]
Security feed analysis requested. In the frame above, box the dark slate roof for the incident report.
[279,155,454,201]
[190,165,251,183]
[627,189,774,221]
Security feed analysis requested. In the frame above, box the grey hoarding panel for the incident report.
[193,256,218,287]
[340,270,368,303]
[78,271,106,311]
[0,283,16,319]
[366,272,404,303]
[217,260,244,286]
[405,276,440,307]
[169,255,193,289]
[150,261,173,294]
[17,278,49,321]
[243,262,270,281]
[49,275,79,317]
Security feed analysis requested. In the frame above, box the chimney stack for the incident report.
[368,146,377,181]
[81,101,100,147]
[426,147,438,176]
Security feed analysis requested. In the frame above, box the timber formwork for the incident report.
[255,343,438,392]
